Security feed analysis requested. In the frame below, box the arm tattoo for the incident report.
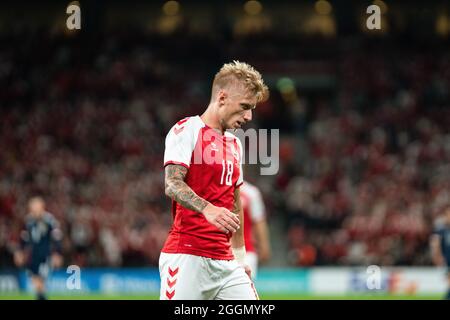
[165,164,209,213]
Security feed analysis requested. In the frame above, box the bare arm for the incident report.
[231,187,245,248]
[254,219,271,263]
[164,164,240,233]
[231,187,252,278]
[430,234,445,266]
[14,229,30,267]
[165,164,209,213]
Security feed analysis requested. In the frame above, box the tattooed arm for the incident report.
[164,164,240,234]
[164,164,209,213]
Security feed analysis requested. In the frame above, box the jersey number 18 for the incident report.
[220,160,233,186]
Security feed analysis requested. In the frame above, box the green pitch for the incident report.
[0,293,443,300]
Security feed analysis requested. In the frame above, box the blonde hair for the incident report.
[212,60,269,103]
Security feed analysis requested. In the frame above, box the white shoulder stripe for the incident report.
[164,116,205,167]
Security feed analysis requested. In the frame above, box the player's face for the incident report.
[218,86,257,130]
[29,199,45,218]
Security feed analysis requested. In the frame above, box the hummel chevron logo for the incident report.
[168,267,179,277]
[166,289,175,300]
[173,118,188,135]
[174,126,184,135]
[167,278,177,288]
[177,118,188,126]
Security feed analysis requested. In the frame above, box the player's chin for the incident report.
[231,121,242,129]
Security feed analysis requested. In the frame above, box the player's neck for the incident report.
[200,108,225,134]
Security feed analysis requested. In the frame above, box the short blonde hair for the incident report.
[212,60,269,103]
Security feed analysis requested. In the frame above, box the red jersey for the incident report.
[240,181,266,253]
[162,116,243,260]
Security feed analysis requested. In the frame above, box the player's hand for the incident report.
[244,264,252,279]
[51,253,63,269]
[14,251,25,267]
[202,203,240,234]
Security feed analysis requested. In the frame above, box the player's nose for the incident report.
[243,109,252,122]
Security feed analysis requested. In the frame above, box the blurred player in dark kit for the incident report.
[14,197,63,300]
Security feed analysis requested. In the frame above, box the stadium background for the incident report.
[0,0,449,299]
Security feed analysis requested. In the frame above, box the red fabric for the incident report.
[162,126,242,260]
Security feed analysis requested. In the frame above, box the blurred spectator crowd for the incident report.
[281,46,450,266]
[0,28,449,268]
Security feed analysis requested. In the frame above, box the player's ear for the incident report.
[218,90,227,107]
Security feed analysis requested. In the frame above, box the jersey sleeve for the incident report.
[163,118,196,169]
[19,228,30,249]
[249,187,266,223]
[47,214,63,253]
[236,137,244,187]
